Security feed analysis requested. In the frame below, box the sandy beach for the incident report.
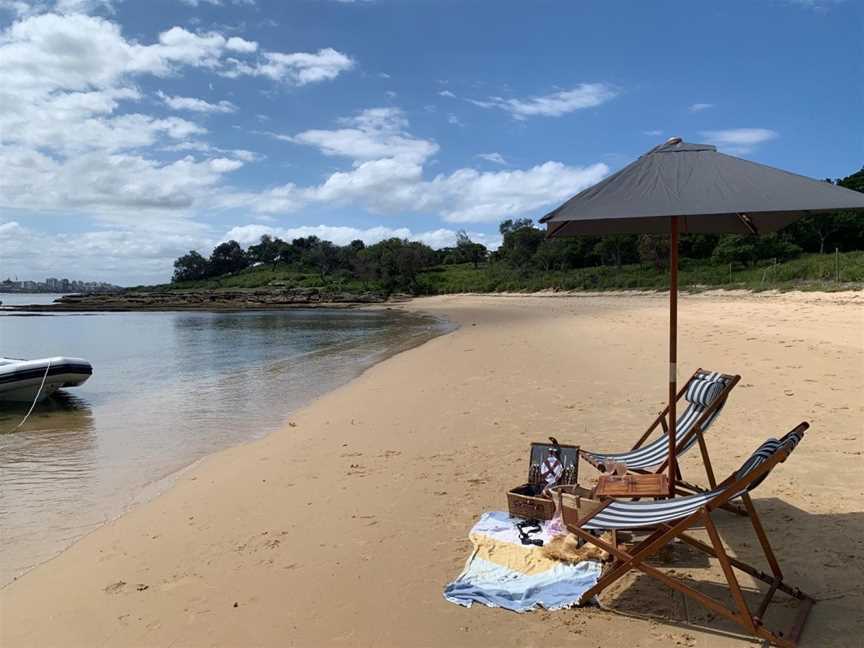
[1,292,862,647]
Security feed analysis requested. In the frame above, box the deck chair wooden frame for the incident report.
[569,422,813,648]
[582,368,742,512]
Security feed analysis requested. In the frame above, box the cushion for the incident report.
[685,377,725,407]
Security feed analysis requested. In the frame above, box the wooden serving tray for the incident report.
[594,473,670,498]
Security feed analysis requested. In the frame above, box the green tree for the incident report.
[209,240,248,276]
[498,219,545,268]
[593,234,638,267]
[455,230,487,268]
[306,240,340,281]
[359,238,437,293]
[172,250,210,282]
[246,235,283,269]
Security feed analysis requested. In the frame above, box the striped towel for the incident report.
[443,511,602,612]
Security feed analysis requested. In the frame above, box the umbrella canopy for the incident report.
[542,139,864,235]
[541,137,864,494]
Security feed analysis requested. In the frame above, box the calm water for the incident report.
[0,296,451,585]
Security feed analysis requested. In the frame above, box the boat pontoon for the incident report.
[0,357,92,403]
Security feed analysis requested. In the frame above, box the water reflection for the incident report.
[0,306,451,584]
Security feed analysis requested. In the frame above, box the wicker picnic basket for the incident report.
[506,439,580,520]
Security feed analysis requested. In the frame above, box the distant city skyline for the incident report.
[1,277,122,293]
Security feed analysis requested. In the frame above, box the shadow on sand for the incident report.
[598,498,864,647]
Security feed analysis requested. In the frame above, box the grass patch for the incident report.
[134,252,864,295]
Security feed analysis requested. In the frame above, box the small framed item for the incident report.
[507,437,579,520]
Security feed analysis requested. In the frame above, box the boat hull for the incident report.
[0,357,93,404]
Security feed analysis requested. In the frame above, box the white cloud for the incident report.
[222,224,500,251]
[54,0,116,13]
[447,113,464,127]
[0,10,349,221]
[0,218,214,285]
[700,128,779,154]
[477,152,507,165]
[222,47,354,84]
[468,83,618,119]
[228,156,607,224]
[225,36,258,53]
[285,107,439,163]
[179,0,257,6]
[689,103,714,112]
[0,1,39,17]
[643,129,663,136]
[783,0,844,11]
[158,90,237,113]
[1,147,244,213]
[438,90,456,98]
[231,105,609,223]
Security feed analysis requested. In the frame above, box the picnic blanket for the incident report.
[443,511,602,612]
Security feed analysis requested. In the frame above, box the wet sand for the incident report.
[1,291,862,647]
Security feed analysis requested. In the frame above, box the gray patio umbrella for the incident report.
[541,137,864,494]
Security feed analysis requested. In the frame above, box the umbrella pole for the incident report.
[668,217,679,496]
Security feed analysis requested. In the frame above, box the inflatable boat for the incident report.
[0,357,93,403]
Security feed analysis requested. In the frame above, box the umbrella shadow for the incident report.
[597,498,864,646]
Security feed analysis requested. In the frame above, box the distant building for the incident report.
[0,276,122,294]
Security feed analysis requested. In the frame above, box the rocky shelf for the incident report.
[9,288,404,312]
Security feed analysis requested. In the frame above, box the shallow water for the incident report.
[0,299,451,584]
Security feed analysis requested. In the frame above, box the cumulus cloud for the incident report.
[179,0,257,7]
[468,83,617,119]
[223,223,499,251]
[238,106,608,222]
[284,107,439,163]
[1,147,243,213]
[225,155,607,224]
[0,10,350,219]
[0,218,214,285]
[222,47,354,84]
[438,90,456,98]
[158,91,237,113]
[476,152,507,165]
[689,102,714,112]
[700,128,779,154]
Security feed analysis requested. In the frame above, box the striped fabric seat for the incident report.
[583,370,729,471]
[583,428,805,530]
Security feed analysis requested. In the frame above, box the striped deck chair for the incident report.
[568,422,813,648]
[581,369,741,504]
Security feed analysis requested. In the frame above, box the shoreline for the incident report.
[7,286,862,314]
[1,292,861,647]
[0,307,454,588]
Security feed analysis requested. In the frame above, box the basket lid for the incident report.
[527,438,579,486]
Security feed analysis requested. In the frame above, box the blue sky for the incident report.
[1,0,861,284]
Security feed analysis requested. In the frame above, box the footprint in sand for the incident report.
[104,581,126,594]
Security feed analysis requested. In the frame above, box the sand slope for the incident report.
[1,292,862,647]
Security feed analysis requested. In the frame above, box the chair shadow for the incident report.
[598,498,864,647]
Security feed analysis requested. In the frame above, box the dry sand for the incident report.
[1,292,862,647]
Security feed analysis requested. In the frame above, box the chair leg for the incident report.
[573,514,702,603]
[742,494,783,579]
[695,431,717,489]
[703,510,756,633]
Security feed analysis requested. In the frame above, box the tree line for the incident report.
[173,230,486,292]
[173,167,863,290]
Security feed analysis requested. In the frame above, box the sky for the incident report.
[0,0,861,285]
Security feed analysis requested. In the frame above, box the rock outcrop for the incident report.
[14,288,398,311]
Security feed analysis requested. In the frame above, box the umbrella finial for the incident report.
[665,136,682,146]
